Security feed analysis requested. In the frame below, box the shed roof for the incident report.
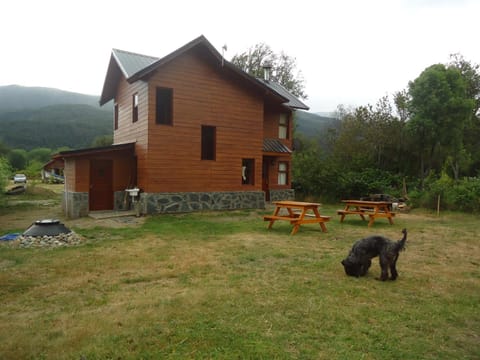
[100,35,308,111]
[54,142,135,159]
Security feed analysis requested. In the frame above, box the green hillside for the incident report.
[0,85,112,150]
[0,104,112,150]
[0,85,104,112]
[294,110,340,151]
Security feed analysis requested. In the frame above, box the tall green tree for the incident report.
[0,157,11,201]
[231,43,307,99]
[407,64,475,182]
[8,149,28,171]
[448,54,480,174]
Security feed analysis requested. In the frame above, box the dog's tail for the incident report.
[394,228,407,252]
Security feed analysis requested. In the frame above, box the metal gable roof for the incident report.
[112,49,159,79]
[257,79,309,110]
[100,35,308,110]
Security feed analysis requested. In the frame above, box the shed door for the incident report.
[90,160,113,211]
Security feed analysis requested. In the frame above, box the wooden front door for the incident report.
[89,159,113,211]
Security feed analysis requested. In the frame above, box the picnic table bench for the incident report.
[264,200,330,235]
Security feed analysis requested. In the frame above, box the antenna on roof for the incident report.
[221,44,228,67]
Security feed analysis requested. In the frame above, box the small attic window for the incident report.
[132,94,138,123]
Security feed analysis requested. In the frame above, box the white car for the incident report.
[13,174,27,183]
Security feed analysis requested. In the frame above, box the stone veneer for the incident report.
[62,190,295,218]
[62,191,88,218]
[268,189,295,202]
[140,191,265,214]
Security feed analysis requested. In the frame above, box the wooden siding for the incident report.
[141,49,265,193]
[113,77,148,190]
[267,155,292,190]
[263,105,293,189]
[263,105,293,148]
[64,159,75,191]
[75,159,90,192]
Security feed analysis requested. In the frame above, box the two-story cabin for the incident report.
[57,35,308,218]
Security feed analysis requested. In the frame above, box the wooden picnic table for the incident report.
[337,200,395,227]
[263,200,331,235]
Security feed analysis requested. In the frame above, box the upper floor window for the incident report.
[201,125,216,160]
[132,94,138,123]
[278,161,288,185]
[114,103,118,130]
[279,113,288,139]
[156,87,173,125]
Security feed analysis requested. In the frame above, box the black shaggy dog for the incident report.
[341,228,407,281]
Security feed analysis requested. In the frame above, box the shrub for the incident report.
[409,173,480,212]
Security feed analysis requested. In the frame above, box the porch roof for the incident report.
[263,139,292,154]
[54,142,135,159]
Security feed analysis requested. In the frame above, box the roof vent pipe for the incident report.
[263,62,272,82]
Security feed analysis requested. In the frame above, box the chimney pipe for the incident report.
[263,62,272,82]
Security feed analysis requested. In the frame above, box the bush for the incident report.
[336,168,403,200]
[409,173,480,212]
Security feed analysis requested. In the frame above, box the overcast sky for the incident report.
[1,0,479,113]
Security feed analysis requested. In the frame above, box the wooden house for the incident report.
[56,35,308,218]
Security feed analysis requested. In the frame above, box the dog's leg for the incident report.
[390,254,399,280]
[379,256,389,281]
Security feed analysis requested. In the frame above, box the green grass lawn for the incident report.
[0,205,479,359]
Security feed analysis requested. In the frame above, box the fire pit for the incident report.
[14,219,82,248]
[23,219,71,236]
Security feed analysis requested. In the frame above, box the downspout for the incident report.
[63,158,68,218]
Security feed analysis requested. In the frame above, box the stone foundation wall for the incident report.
[114,191,131,211]
[140,191,265,214]
[62,191,88,219]
[269,189,295,202]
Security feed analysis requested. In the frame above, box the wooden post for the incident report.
[437,195,441,216]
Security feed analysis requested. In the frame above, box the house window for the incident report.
[279,114,288,139]
[132,94,138,123]
[278,162,288,185]
[114,103,118,130]
[242,159,255,185]
[156,87,173,125]
[201,125,216,160]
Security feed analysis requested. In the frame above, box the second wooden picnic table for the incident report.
[337,200,395,227]
[263,200,331,235]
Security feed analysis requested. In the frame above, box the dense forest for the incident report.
[293,55,480,211]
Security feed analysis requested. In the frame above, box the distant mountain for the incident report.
[0,85,112,150]
[294,110,341,151]
[0,85,105,112]
[295,110,340,137]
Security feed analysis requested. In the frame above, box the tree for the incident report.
[0,157,11,202]
[231,43,307,99]
[8,149,28,171]
[29,148,53,164]
[91,135,113,148]
[449,53,480,117]
[407,64,474,182]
